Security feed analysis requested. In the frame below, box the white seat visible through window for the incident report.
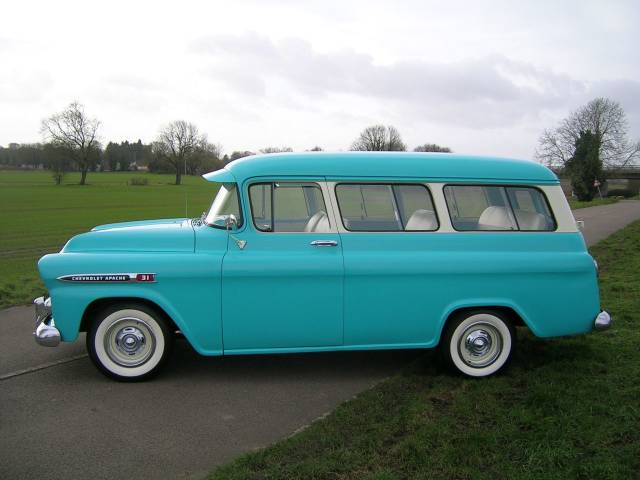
[405,209,438,231]
[514,210,547,230]
[304,211,330,232]
[477,206,515,230]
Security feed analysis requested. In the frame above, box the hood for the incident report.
[62,218,195,253]
[91,218,190,232]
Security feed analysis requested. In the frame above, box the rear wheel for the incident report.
[87,303,174,381]
[441,310,515,377]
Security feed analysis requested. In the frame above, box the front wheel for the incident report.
[441,310,515,378]
[87,304,174,381]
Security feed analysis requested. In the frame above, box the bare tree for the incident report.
[351,125,406,151]
[40,102,101,185]
[153,120,208,185]
[186,142,224,175]
[536,98,640,169]
[228,151,255,162]
[414,143,452,153]
[259,146,293,154]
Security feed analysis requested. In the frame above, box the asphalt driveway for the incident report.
[573,199,640,245]
[0,312,419,480]
[1,200,639,480]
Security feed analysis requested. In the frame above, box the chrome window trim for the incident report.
[245,179,339,234]
[330,182,441,233]
[442,184,558,233]
[325,182,574,234]
[206,183,244,230]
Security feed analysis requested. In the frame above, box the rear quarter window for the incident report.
[444,185,555,232]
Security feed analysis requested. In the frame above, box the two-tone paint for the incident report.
[36,152,608,357]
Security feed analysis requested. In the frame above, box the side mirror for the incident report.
[225,214,238,232]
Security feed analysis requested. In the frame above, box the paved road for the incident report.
[0,306,420,480]
[1,200,639,480]
[574,199,640,246]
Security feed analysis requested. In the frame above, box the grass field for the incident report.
[210,221,640,479]
[0,170,217,308]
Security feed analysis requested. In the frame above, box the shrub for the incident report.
[607,188,635,198]
[129,177,149,186]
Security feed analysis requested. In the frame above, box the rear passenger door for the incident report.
[330,182,442,347]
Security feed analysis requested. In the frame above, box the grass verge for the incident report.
[568,197,619,209]
[210,221,640,480]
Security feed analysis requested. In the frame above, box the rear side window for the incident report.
[335,184,438,231]
[249,182,330,233]
[506,187,556,231]
[444,185,555,231]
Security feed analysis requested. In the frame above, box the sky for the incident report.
[1,0,639,159]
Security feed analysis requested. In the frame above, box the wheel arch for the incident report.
[80,297,179,334]
[436,300,537,346]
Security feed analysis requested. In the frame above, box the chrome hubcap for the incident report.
[104,318,156,368]
[458,322,502,368]
[115,327,146,355]
[465,330,492,356]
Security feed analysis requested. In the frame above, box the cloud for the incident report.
[590,79,640,116]
[0,68,54,104]
[190,33,595,129]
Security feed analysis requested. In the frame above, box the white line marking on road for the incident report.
[0,354,88,381]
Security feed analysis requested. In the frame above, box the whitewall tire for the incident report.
[441,310,515,378]
[87,304,173,381]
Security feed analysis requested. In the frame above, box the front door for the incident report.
[222,180,343,352]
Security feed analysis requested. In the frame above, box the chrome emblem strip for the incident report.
[57,273,156,283]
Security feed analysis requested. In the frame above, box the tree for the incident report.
[260,146,293,154]
[153,120,208,185]
[41,102,101,185]
[565,130,603,201]
[414,143,452,153]
[186,142,223,175]
[43,143,72,184]
[228,151,255,162]
[308,146,323,151]
[536,98,640,169]
[351,125,406,151]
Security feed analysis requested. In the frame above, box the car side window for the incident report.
[205,183,243,228]
[444,185,555,231]
[505,187,556,231]
[335,184,438,231]
[249,182,330,233]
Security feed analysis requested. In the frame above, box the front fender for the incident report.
[38,252,224,355]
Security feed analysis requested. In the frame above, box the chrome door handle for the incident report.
[310,240,338,247]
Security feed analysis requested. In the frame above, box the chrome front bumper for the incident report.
[33,296,60,347]
[594,311,612,331]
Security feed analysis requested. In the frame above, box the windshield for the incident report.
[205,183,243,228]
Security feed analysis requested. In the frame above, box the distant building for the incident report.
[8,143,20,150]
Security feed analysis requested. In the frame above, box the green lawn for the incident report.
[568,197,619,209]
[0,170,217,308]
[210,221,640,480]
